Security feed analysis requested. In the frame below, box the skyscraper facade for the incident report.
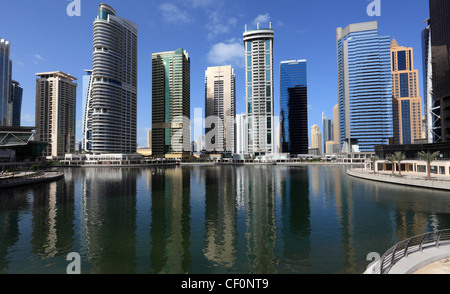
[0,38,11,126]
[35,71,77,158]
[10,80,22,126]
[86,4,138,154]
[322,112,332,152]
[429,0,450,142]
[244,23,274,156]
[310,124,322,155]
[205,65,236,154]
[390,39,423,145]
[82,69,93,151]
[333,104,340,146]
[280,59,308,155]
[422,23,437,143]
[337,21,393,152]
[152,48,190,158]
[235,113,247,154]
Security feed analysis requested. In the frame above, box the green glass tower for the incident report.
[152,48,190,158]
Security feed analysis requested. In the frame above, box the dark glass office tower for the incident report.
[10,80,22,126]
[280,60,308,155]
[429,0,450,142]
[0,38,11,126]
[152,49,191,158]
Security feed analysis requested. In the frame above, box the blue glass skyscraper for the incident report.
[280,60,308,155]
[337,21,393,152]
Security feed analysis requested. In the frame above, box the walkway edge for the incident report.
[347,169,450,191]
[0,172,64,189]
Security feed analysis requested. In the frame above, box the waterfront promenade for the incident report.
[347,168,450,191]
[0,171,64,189]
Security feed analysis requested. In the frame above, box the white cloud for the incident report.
[34,54,44,60]
[158,3,193,24]
[177,0,238,40]
[207,39,244,68]
[253,13,270,26]
[186,0,215,8]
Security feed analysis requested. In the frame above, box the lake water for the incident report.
[1,164,450,274]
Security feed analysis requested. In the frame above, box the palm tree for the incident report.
[386,155,396,175]
[417,151,440,180]
[370,156,379,174]
[393,151,406,177]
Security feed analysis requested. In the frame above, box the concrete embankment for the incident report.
[0,171,64,189]
[347,169,450,191]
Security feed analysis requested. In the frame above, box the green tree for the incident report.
[417,151,440,180]
[393,151,406,177]
[386,155,396,175]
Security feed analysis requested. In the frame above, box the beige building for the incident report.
[391,39,423,145]
[35,71,77,158]
[311,124,322,155]
[205,65,235,153]
[333,104,340,145]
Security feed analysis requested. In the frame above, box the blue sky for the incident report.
[0,0,429,147]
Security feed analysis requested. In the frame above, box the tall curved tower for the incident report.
[85,4,138,154]
[243,23,274,156]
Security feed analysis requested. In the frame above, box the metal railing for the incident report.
[371,229,450,274]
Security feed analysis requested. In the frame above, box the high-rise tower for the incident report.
[0,38,11,126]
[390,39,423,145]
[205,65,236,154]
[10,80,22,126]
[152,48,190,158]
[337,21,393,152]
[35,71,77,158]
[280,59,308,155]
[243,23,274,156]
[311,124,322,155]
[429,0,450,142]
[86,4,138,154]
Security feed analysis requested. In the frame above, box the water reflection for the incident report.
[1,165,450,274]
[204,166,237,268]
[81,168,138,273]
[150,167,191,273]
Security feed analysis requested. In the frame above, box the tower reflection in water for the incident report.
[1,165,450,273]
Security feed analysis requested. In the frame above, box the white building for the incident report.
[244,23,274,156]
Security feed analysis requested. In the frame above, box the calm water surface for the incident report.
[1,165,450,274]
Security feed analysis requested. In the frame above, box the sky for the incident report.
[0,0,430,148]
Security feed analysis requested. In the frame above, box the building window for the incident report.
[417,165,426,173]
[439,166,445,175]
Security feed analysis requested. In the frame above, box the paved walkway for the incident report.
[388,242,450,274]
[0,171,64,189]
[347,168,450,191]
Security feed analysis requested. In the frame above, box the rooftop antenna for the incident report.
[257,22,259,29]
[270,22,272,29]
